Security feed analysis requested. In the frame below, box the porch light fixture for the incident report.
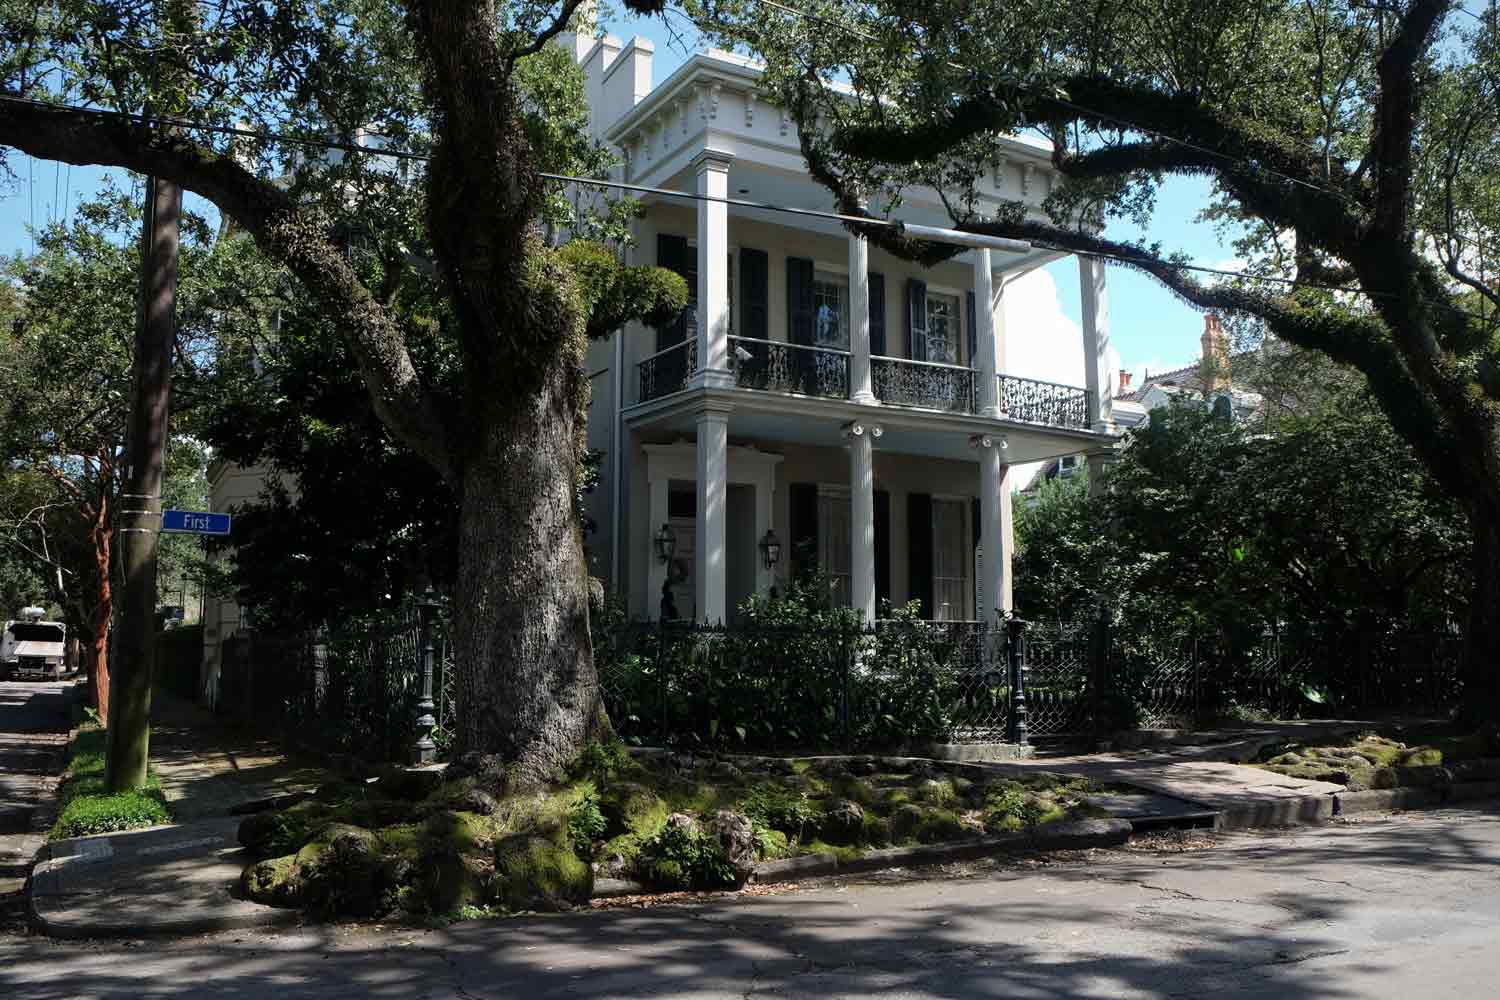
[654,523,676,565]
[758,528,782,570]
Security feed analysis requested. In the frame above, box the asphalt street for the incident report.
[2,803,1498,999]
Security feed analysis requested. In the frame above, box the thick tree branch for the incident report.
[0,96,457,483]
[1369,0,1452,238]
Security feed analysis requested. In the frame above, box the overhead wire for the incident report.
[0,70,1493,322]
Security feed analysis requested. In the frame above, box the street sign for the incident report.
[161,510,232,536]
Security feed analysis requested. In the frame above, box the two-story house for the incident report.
[568,29,1120,626]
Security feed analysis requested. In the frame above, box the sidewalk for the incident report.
[26,713,1500,939]
[28,692,326,938]
[0,682,71,912]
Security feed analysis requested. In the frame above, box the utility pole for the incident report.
[107,174,180,792]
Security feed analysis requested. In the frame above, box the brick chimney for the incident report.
[1200,313,1230,393]
[1118,370,1133,393]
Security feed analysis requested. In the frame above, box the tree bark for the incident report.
[107,175,179,792]
[88,515,113,725]
[451,358,609,784]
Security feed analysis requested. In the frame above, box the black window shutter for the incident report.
[787,257,815,346]
[740,247,769,341]
[789,482,820,582]
[906,279,928,361]
[874,489,891,614]
[907,492,934,617]
[966,290,978,366]
[971,496,984,623]
[869,271,886,356]
[657,234,691,351]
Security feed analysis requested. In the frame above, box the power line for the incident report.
[0,92,1491,322]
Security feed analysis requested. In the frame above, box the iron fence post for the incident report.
[656,619,668,747]
[1006,614,1029,745]
[411,588,439,765]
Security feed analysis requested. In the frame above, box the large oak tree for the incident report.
[692,0,1500,720]
[0,0,681,783]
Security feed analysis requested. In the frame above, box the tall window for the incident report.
[925,291,961,364]
[812,271,850,349]
[818,488,852,607]
[931,498,971,621]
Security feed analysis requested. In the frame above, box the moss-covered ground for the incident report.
[1250,727,1500,790]
[49,725,172,839]
[236,745,1106,921]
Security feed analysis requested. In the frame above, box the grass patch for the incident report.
[49,725,172,839]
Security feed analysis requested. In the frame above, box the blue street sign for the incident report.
[161,510,232,536]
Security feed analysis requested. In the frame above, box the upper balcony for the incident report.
[636,335,1094,431]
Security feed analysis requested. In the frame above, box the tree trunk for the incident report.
[89,501,114,725]
[1461,504,1500,727]
[451,359,609,785]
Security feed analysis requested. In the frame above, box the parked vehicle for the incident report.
[1,608,68,681]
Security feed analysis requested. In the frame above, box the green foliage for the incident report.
[566,789,608,857]
[50,726,171,839]
[594,586,963,750]
[636,820,738,891]
[738,781,820,837]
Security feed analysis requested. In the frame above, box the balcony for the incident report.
[871,355,976,413]
[729,336,849,399]
[636,337,1094,431]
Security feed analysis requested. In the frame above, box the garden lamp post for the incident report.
[412,587,440,765]
[654,523,676,565]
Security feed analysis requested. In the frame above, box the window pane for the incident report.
[813,272,849,349]
[925,293,960,364]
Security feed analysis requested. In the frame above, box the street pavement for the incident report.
[3,804,1499,999]
[0,681,70,898]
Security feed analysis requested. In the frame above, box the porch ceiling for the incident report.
[624,387,1114,465]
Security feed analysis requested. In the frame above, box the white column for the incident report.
[695,405,730,623]
[1079,255,1113,431]
[692,153,734,390]
[1086,449,1114,501]
[648,475,671,620]
[848,233,876,404]
[973,249,999,416]
[845,421,881,621]
[974,435,1014,621]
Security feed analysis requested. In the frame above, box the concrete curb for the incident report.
[28,881,302,940]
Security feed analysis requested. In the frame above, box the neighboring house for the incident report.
[569,29,1119,626]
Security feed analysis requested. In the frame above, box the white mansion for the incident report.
[568,30,1120,626]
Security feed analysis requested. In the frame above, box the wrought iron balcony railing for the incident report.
[871,355,976,413]
[995,374,1093,430]
[638,339,696,403]
[730,336,850,400]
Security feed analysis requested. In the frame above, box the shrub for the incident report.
[636,820,737,890]
[567,790,608,857]
[738,782,820,838]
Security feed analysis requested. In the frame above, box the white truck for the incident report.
[1,608,68,681]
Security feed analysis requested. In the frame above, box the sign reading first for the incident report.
[161,509,232,536]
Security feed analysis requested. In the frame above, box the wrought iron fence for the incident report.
[594,615,1467,750]
[729,336,850,399]
[871,356,976,413]
[638,339,697,403]
[216,600,458,764]
[996,374,1093,429]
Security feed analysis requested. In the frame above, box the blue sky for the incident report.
[0,10,1390,379]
